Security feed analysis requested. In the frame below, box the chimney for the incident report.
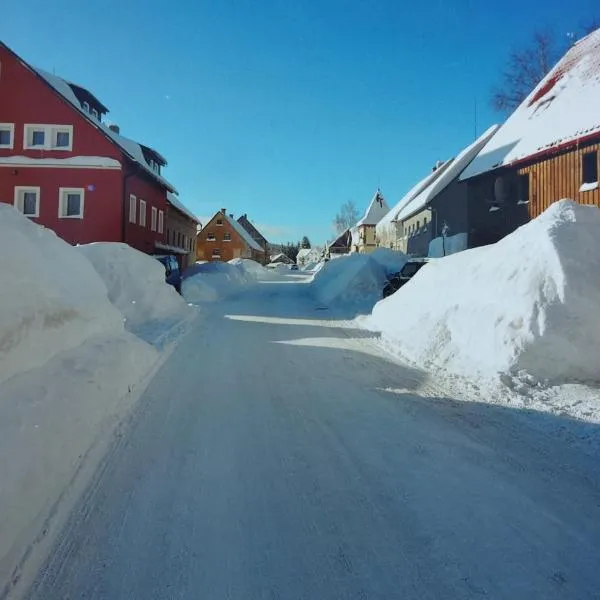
[229,213,234,218]
[109,124,120,134]
[221,208,226,214]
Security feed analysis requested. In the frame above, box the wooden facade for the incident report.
[518,141,600,219]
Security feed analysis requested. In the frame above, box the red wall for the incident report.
[0,44,169,253]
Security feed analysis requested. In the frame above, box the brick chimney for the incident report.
[221,208,226,214]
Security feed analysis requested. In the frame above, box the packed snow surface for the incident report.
[76,243,191,330]
[312,249,407,312]
[365,200,600,384]
[0,205,123,385]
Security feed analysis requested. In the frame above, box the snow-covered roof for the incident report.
[377,161,453,230]
[397,125,499,221]
[223,213,264,252]
[297,248,319,259]
[461,28,600,180]
[31,67,176,192]
[166,192,200,224]
[356,191,390,227]
[0,156,121,168]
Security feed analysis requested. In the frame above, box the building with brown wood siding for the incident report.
[196,208,266,263]
[460,27,600,246]
[237,214,269,263]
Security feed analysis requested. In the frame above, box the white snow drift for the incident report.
[366,200,600,384]
[76,242,191,330]
[0,205,123,385]
[312,249,407,312]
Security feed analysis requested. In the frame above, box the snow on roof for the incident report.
[297,248,319,259]
[0,155,121,168]
[461,28,600,180]
[377,161,453,230]
[356,191,390,226]
[224,213,264,252]
[31,67,176,192]
[166,192,200,223]
[397,125,499,221]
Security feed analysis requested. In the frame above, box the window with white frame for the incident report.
[151,206,157,231]
[91,108,99,120]
[24,124,73,150]
[58,188,84,218]
[0,123,14,149]
[82,101,90,113]
[14,186,40,218]
[158,210,164,233]
[223,232,231,241]
[139,199,147,227]
[207,231,216,241]
[129,194,137,223]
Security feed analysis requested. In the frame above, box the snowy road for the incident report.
[29,275,600,599]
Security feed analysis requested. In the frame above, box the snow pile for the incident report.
[182,261,260,303]
[366,200,600,384]
[312,250,407,311]
[0,205,123,385]
[229,257,275,280]
[76,243,191,331]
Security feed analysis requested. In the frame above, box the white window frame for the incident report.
[82,101,90,113]
[151,206,157,231]
[223,232,232,242]
[216,218,223,226]
[129,194,137,223]
[139,199,147,227]
[23,124,73,151]
[158,209,164,234]
[207,232,216,241]
[0,123,14,149]
[14,186,40,218]
[58,187,85,219]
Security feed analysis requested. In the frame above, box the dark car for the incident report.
[154,255,182,294]
[382,258,429,298]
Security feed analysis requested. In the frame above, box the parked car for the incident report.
[382,258,429,298]
[154,255,182,294]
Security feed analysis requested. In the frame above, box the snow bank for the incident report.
[366,200,600,384]
[0,205,123,385]
[312,250,407,311]
[182,260,264,303]
[76,243,191,331]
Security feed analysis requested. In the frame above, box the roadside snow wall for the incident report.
[0,205,123,385]
[76,243,191,330]
[366,200,600,383]
[312,249,407,312]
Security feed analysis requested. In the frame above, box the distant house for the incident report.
[327,229,352,256]
[237,214,269,262]
[0,40,177,256]
[394,125,499,257]
[196,208,266,263]
[297,247,322,267]
[350,190,390,253]
[460,27,600,246]
[269,252,294,265]
[159,192,201,270]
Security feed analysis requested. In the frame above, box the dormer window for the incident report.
[82,101,90,113]
[91,108,99,120]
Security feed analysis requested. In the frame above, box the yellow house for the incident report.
[351,190,390,253]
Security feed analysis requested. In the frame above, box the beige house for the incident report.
[350,190,390,253]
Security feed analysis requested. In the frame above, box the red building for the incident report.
[0,41,179,255]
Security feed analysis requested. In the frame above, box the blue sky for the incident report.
[3,0,598,244]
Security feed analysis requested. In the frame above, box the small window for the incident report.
[14,186,40,218]
[423,217,428,228]
[51,126,72,150]
[212,248,221,257]
[91,108,99,120]
[58,188,84,218]
[82,101,90,113]
[582,151,598,184]
[55,130,70,148]
[129,194,137,223]
[139,199,147,227]
[151,206,157,231]
[0,123,14,148]
[207,232,216,241]
[223,232,231,241]
[182,234,187,249]
[416,220,420,230]
[31,130,45,147]
[216,218,223,226]
[158,210,164,234]
[518,173,530,203]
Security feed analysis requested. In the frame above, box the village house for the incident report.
[296,247,322,267]
[196,209,266,263]
[269,252,294,265]
[460,27,600,246]
[326,229,352,256]
[160,192,201,270]
[350,190,390,253]
[237,214,269,262]
[0,41,198,257]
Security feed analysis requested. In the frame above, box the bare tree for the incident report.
[333,201,360,234]
[491,31,563,114]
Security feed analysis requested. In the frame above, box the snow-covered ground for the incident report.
[0,208,195,593]
[358,201,600,423]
